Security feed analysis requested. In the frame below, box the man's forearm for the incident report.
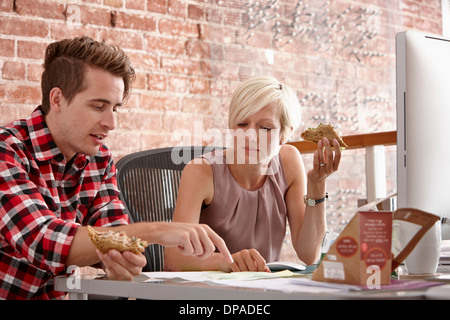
[65,226,100,267]
[65,222,159,267]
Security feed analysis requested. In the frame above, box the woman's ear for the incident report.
[280,126,294,145]
[48,87,64,113]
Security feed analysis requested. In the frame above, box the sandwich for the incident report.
[301,123,348,148]
[87,225,148,254]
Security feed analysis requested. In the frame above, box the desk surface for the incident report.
[54,265,450,301]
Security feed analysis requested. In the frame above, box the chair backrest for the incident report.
[115,146,220,271]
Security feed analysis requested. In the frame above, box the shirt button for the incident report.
[76,160,87,169]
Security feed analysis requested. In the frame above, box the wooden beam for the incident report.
[287,131,397,153]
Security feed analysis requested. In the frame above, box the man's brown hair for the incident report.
[41,36,135,114]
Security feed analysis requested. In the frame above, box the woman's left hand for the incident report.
[308,137,341,184]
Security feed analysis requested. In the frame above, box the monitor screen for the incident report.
[396,30,450,240]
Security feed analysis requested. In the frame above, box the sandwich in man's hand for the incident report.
[87,225,148,254]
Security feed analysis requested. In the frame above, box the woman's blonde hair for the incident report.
[228,76,302,143]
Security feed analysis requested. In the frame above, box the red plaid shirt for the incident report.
[0,107,129,299]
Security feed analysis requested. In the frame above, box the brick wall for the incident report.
[0,0,443,260]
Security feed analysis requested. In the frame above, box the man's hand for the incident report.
[152,222,233,264]
[67,222,233,278]
[96,249,147,281]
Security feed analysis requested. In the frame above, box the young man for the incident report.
[0,36,232,299]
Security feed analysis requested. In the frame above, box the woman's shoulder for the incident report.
[184,156,213,177]
[278,144,305,185]
[279,144,302,165]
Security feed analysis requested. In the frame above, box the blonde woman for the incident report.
[165,76,341,272]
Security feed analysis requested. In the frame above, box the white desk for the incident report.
[54,267,450,301]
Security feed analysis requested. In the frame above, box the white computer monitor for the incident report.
[396,30,450,240]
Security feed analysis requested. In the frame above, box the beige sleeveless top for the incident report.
[199,150,288,262]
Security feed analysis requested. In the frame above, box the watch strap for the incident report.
[304,193,328,207]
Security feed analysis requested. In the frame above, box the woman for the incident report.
[165,76,341,272]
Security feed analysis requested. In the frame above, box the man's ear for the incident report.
[48,87,64,113]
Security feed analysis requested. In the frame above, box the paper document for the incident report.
[142,270,299,282]
[141,271,355,294]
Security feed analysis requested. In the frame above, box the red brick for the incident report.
[222,9,241,27]
[185,39,210,58]
[140,92,180,112]
[208,43,224,60]
[99,29,144,50]
[17,40,49,60]
[132,72,146,90]
[168,0,187,18]
[182,97,212,114]
[148,74,168,91]
[199,24,234,43]
[104,0,123,8]
[125,0,145,11]
[209,79,233,98]
[168,76,189,93]
[0,104,19,126]
[0,16,48,38]
[162,112,197,135]
[146,36,185,55]
[209,62,240,81]
[224,46,256,63]
[116,110,160,131]
[160,57,202,76]
[0,84,41,104]
[49,23,98,41]
[115,12,157,31]
[205,7,222,24]
[148,0,166,14]
[0,0,14,12]
[189,78,209,95]
[2,61,26,80]
[127,52,158,70]
[15,0,65,20]
[0,39,15,58]
[27,63,44,82]
[140,132,171,150]
[159,19,199,37]
[400,0,421,16]
[79,4,111,27]
[188,4,205,20]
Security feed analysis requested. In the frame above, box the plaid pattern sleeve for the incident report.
[0,107,129,300]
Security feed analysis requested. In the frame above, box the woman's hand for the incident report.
[308,138,341,186]
[225,248,270,272]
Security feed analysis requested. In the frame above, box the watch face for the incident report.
[307,199,315,206]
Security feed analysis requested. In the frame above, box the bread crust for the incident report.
[301,123,348,148]
[87,225,148,254]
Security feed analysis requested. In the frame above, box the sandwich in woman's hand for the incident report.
[301,123,348,148]
[87,226,148,254]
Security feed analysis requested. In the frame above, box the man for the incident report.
[0,36,232,299]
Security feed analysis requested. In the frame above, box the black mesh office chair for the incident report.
[115,146,221,271]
